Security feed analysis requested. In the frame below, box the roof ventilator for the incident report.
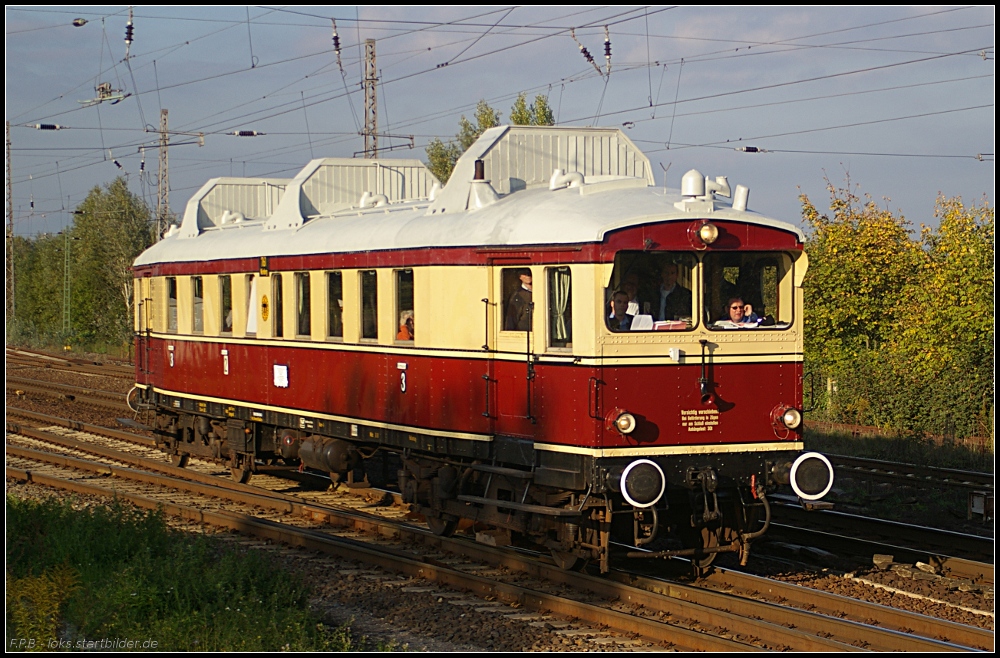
[359,191,389,209]
[550,168,585,190]
[467,159,499,210]
[219,210,245,225]
[674,169,748,213]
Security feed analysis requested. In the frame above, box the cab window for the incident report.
[704,252,791,329]
[606,251,695,331]
[192,276,204,333]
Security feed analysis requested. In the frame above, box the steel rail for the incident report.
[771,502,995,569]
[829,454,993,492]
[5,456,764,652]
[6,426,977,652]
[7,375,126,402]
[611,565,993,651]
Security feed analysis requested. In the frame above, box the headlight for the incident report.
[698,222,719,245]
[615,412,637,434]
[782,408,802,429]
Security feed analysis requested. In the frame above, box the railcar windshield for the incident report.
[606,251,696,331]
[605,250,793,332]
[704,252,792,330]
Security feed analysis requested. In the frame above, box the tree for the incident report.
[425,100,502,183]
[71,177,154,346]
[799,180,923,364]
[510,93,554,126]
[800,181,994,439]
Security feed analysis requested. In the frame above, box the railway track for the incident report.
[828,453,993,494]
[6,416,992,651]
[6,347,134,379]
[770,498,995,574]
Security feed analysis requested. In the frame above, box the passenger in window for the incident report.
[608,290,635,332]
[397,310,414,340]
[504,268,533,331]
[720,296,759,325]
[619,272,645,316]
[653,262,692,321]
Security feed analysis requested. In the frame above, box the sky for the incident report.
[5,6,995,238]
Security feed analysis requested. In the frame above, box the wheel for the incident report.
[426,515,457,537]
[170,453,189,468]
[550,549,580,571]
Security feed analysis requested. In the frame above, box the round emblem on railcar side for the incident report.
[261,295,270,321]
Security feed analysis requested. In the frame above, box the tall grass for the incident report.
[6,496,356,651]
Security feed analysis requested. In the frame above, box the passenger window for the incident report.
[606,252,695,331]
[395,269,414,342]
[192,276,204,333]
[296,272,311,337]
[273,273,284,338]
[245,274,257,335]
[327,272,343,338]
[704,252,790,329]
[502,268,533,332]
[548,267,572,348]
[220,275,233,333]
[360,270,378,340]
[166,277,178,332]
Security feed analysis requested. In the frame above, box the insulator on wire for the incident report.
[113,160,123,169]
[35,124,63,130]
[735,146,767,153]
[332,19,344,74]
[125,7,134,58]
[231,130,265,137]
[604,26,612,75]
[571,28,603,77]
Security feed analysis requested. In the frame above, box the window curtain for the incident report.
[551,268,571,342]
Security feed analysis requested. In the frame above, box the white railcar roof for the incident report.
[135,125,804,267]
[135,183,803,267]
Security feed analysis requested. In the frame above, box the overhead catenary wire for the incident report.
[8,6,991,224]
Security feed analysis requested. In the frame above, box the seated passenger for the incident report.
[608,290,634,332]
[397,310,414,340]
[720,296,759,326]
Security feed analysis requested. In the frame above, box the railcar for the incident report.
[132,126,833,573]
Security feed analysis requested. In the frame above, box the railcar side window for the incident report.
[548,267,572,348]
[327,272,343,338]
[704,252,791,329]
[395,269,414,342]
[296,272,311,337]
[192,276,204,333]
[166,277,178,332]
[245,274,257,335]
[502,268,533,332]
[273,273,284,338]
[606,252,695,331]
[220,275,233,334]
[360,270,378,340]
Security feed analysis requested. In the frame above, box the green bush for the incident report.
[6,496,356,651]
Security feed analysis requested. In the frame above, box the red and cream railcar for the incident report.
[133,126,833,572]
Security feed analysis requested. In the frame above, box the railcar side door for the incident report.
[491,261,538,439]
